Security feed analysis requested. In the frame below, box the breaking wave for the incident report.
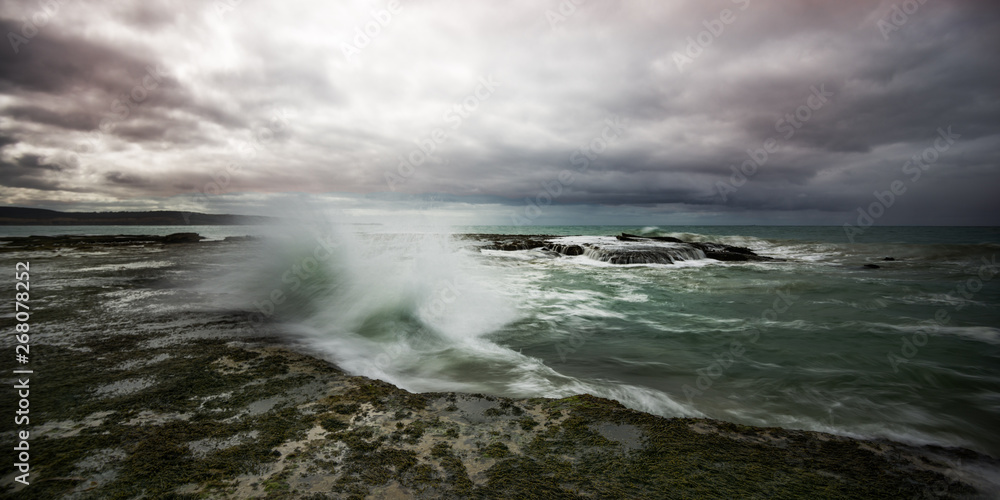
[203,222,700,417]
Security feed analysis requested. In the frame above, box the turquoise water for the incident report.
[11,224,1000,456]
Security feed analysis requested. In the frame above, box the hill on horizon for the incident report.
[0,207,272,226]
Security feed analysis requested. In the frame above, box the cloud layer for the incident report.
[1,0,998,225]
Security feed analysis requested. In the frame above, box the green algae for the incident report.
[480,442,511,459]
[518,416,539,430]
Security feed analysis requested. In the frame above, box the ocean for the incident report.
[6,224,1000,458]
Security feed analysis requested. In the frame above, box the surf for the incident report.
[201,218,701,417]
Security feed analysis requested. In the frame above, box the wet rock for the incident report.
[462,234,555,251]
[544,243,584,256]
[487,239,548,251]
[620,234,772,263]
[163,232,204,244]
[469,233,777,264]
[620,233,684,243]
[581,243,705,265]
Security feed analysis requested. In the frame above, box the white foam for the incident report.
[864,322,1000,345]
[76,260,175,273]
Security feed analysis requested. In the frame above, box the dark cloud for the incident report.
[13,153,60,171]
[0,1,997,224]
[0,153,67,191]
[3,105,96,131]
[104,170,149,186]
[0,134,19,149]
[0,18,151,95]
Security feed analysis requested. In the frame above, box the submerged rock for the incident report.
[544,243,584,256]
[468,234,554,251]
[163,232,204,244]
[579,242,706,264]
[474,233,776,265]
[619,232,684,243]
[688,241,766,262]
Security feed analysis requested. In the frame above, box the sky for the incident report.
[1,0,998,226]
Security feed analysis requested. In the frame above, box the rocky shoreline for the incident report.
[4,325,995,499]
[1,235,997,498]
[468,233,776,264]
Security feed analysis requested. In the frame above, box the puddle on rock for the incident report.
[93,377,157,398]
[188,431,260,458]
[591,423,646,452]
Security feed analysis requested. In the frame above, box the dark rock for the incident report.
[459,234,558,252]
[863,264,881,269]
[584,246,702,264]
[486,239,548,251]
[620,233,684,243]
[614,234,770,262]
[701,251,754,262]
[544,243,584,256]
[689,242,772,262]
[883,257,896,261]
[163,232,204,244]
[466,233,777,264]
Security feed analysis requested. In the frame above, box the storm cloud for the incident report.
[1,0,998,225]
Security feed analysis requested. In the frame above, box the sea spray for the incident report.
[199,219,703,417]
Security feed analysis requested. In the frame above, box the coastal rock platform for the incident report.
[1,235,996,499]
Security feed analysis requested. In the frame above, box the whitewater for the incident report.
[9,222,996,457]
[170,223,1000,458]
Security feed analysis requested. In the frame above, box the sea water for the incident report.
[10,224,1000,457]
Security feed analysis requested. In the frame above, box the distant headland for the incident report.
[0,207,272,226]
